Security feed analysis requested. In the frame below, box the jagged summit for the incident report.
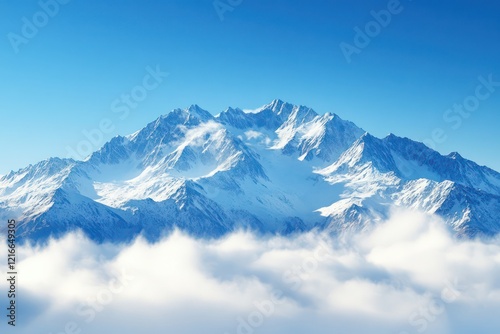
[447,151,463,159]
[1,100,499,242]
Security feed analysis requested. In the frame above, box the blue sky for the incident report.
[1,0,499,174]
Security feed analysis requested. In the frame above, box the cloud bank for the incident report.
[1,208,500,334]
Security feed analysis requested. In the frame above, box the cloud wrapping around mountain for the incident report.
[2,209,500,334]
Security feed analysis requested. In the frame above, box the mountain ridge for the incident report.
[1,99,499,242]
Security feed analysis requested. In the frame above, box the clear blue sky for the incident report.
[1,0,499,174]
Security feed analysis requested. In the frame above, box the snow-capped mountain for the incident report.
[1,99,499,242]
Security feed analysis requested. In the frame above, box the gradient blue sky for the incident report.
[1,0,499,174]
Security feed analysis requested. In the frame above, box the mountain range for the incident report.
[2,99,500,242]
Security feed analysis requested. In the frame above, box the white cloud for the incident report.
[244,130,264,140]
[2,208,500,333]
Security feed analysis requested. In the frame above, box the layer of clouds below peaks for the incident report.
[1,208,500,334]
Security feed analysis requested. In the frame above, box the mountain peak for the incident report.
[447,151,463,160]
[269,98,285,109]
[155,105,214,128]
[185,104,214,120]
[386,133,398,139]
[359,131,376,141]
[261,99,293,116]
[11,157,75,178]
